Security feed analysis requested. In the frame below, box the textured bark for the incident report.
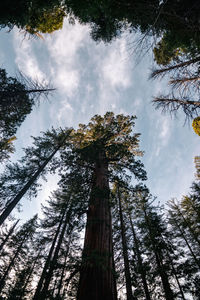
[77,151,117,300]
[129,216,152,300]
[118,188,135,300]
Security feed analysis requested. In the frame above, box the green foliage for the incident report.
[0,0,65,34]
[26,7,66,34]
[192,117,200,136]
[153,34,183,66]
[0,128,69,214]
[153,31,200,66]
[71,112,146,181]
[0,68,55,162]
[0,137,16,163]
[0,68,33,139]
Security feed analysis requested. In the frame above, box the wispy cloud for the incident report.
[101,39,131,88]
[13,31,46,82]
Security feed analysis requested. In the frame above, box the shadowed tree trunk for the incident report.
[0,142,63,227]
[151,56,200,79]
[129,215,152,300]
[39,206,72,298]
[33,211,65,300]
[117,187,136,300]
[77,151,117,300]
[171,217,200,269]
[0,219,19,253]
[144,210,174,300]
[165,248,186,300]
[0,238,25,292]
[56,241,70,298]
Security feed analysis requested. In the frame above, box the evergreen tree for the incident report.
[0,219,19,253]
[66,112,147,300]
[133,190,175,300]
[0,215,38,297]
[151,55,200,120]
[0,68,54,145]
[33,175,87,299]
[0,127,71,226]
[0,0,65,34]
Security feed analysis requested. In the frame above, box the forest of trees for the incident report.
[0,113,199,299]
[0,0,200,299]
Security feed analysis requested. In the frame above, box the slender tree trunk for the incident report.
[0,143,62,226]
[165,249,186,300]
[117,187,135,300]
[0,239,24,292]
[176,206,200,247]
[144,211,174,300]
[0,88,55,97]
[33,211,65,300]
[151,56,200,78]
[22,250,42,296]
[154,251,174,300]
[129,215,152,300]
[0,219,19,253]
[40,206,72,298]
[56,243,70,298]
[171,218,200,269]
[77,151,117,300]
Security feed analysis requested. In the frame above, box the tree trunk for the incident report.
[40,207,72,298]
[77,151,117,300]
[0,143,62,226]
[56,242,70,298]
[165,248,186,300]
[154,250,174,300]
[22,250,42,296]
[0,88,55,98]
[176,206,200,247]
[129,215,152,300]
[0,239,24,292]
[0,219,19,253]
[171,218,200,269]
[117,187,135,300]
[33,211,65,300]
[144,211,174,300]
[151,56,200,78]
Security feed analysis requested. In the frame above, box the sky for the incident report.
[0,18,199,220]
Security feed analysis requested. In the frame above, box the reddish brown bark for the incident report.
[77,152,117,300]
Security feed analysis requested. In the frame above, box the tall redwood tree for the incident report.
[71,112,146,300]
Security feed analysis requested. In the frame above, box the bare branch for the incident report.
[150,56,200,79]
[153,95,200,120]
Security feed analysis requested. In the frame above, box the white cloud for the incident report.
[45,19,90,97]
[55,69,79,97]
[101,39,131,88]
[13,30,46,82]
[159,118,171,144]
